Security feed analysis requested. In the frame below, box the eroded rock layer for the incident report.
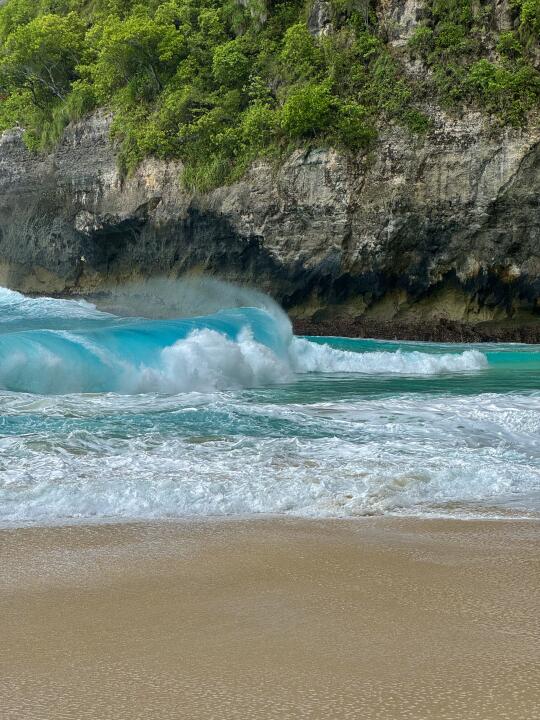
[0,107,538,336]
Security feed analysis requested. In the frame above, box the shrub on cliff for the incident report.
[0,11,85,147]
[466,59,540,126]
[280,82,334,138]
[407,0,540,124]
[332,101,376,150]
[0,0,538,190]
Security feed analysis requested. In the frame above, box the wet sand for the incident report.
[1,517,539,719]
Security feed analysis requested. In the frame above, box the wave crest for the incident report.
[0,287,488,394]
[135,328,292,393]
[291,338,488,375]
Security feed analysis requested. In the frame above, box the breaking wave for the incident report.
[291,337,487,375]
[1,284,539,527]
[0,287,487,394]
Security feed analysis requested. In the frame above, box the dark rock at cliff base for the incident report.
[293,318,540,343]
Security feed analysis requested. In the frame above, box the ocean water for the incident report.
[0,285,539,526]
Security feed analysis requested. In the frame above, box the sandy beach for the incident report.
[1,517,539,719]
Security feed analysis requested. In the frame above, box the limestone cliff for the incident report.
[0,3,538,339]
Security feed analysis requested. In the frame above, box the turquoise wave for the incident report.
[0,289,291,393]
[0,286,538,396]
[0,286,539,524]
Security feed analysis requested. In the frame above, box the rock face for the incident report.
[0,109,538,332]
[378,0,427,46]
[0,0,539,336]
[308,0,334,37]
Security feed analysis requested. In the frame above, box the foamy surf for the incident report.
[0,288,487,394]
[0,284,539,526]
[290,337,487,375]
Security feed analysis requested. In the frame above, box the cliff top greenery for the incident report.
[0,0,538,190]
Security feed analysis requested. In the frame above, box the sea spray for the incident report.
[90,277,289,322]
[1,282,539,526]
[0,284,488,394]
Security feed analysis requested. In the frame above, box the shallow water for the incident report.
[0,286,539,526]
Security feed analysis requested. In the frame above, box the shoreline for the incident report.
[2,516,539,719]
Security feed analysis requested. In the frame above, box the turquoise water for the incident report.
[0,286,539,526]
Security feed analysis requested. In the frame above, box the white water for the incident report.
[291,337,488,375]
[0,285,539,526]
[1,391,539,526]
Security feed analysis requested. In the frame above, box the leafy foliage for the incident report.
[513,0,540,39]
[0,0,538,189]
[408,0,540,126]
[280,82,334,138]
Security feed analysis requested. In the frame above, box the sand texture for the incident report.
[1,518,539,719]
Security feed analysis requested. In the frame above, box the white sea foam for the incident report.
[132,332,488,393]
[133,328,293,393]
[290,337,488,375]
[0,392,539,526]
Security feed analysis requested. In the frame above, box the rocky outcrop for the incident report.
[379,0,516,43]
[0,0,538,338]
[378,0,427,46]
[308,0,333,37]
[494,1,514,32]
[1,108,538,334]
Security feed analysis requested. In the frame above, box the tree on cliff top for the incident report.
[0,13,83,107]
[0,0,538,190]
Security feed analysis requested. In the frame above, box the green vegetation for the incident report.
[0,0,538,189]
[408,0,540,126]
